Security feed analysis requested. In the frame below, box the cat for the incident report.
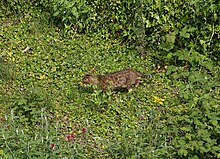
[82,69,145,91]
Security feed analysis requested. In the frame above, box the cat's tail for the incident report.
[144,72,156,79]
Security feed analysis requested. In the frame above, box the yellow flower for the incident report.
[152,96,165,105]
[0,149,3,155]
[79,81,83,86]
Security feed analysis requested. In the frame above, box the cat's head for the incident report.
[82,74,99,85]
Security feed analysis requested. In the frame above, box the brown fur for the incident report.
[82,69,143,91]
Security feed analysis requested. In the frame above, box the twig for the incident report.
[22,46,31,53]
[208,24,215,46]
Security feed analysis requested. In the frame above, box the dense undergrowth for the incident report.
[0,0,220,158]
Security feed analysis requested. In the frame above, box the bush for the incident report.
[0,111,89,158]
[1,1,219,158]
[106,80,220,158]
[50,0,220,69]
[1,0,54,22]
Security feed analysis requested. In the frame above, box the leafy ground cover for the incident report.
[0,7,219,159]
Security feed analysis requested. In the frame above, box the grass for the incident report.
[0,11,219,158]
[0,11,169,158]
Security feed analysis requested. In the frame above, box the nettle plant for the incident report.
[11,88,52,126]
[0,56,15,81]
[49,0,219,67]
[0,110,90,158]
[52,0,93,32]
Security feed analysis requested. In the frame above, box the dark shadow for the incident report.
[112,87,129,93]
[78,85,130,94]
[0,56,15,81]
[77,85,95,94]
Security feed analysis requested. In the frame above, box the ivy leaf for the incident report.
[53,11,59,17]
[17,98,27,106]
[185,133,192,140]
[166,53,173,59]
[166,65,177,75]
[180,27,190,38]
[166,32,176,44]
[187,27,196,32]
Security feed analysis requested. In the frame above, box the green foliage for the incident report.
[164,63,220,158]
[0,0,51,19]
[11,88,52,126]
[0,56,15,81]
[3,0,219,68]
[0,111,89,158]
[0,2,220,158]
[106,109,175,158]
[52,0,92,31]
[51,0,219,66]
[171,104,220,158]
[171,86,220,158]
[51,0,142,41]
[106,84,220,158]
[145,0,219,71]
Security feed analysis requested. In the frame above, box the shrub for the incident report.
[0,1,219,158]
[11,88,52,127]
[49,0,220,69]
[0,111,89,158]
[0,0,51,18]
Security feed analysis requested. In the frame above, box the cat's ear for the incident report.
[90,67,97,74]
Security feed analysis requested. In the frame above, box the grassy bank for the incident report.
[0,10,219,158]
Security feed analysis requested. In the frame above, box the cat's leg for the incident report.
[134,79,140,87]
[127,85,133,92]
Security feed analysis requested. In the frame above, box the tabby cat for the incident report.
[82,69,144,91]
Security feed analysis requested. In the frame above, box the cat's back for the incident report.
[82,69,144,91]
[106,69,143,78]
[103,69,143,89]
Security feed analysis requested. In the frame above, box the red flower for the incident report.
[82,128,86,134]
[67,133,75,141]
[50,143,55,150]
[70,133,75,138]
